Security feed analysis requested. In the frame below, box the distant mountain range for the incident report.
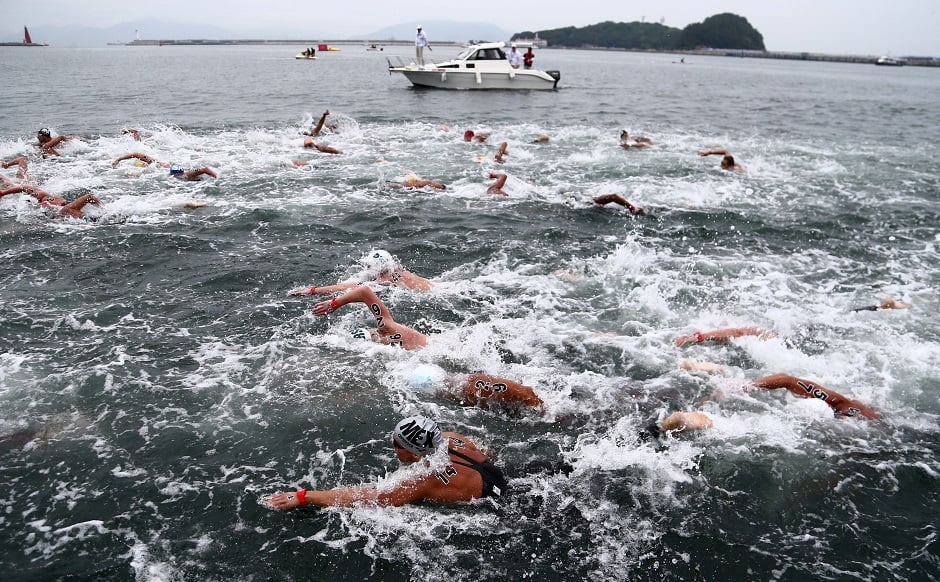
[0,20,511,47]
[362,21,510,43]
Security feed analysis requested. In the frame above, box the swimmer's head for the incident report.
[620,129,629,141]
[37,128,51,138]
[463,130,474,142]
[134,160,148,167]
[350,327,373,341]
[405,174,418,182]
[169,164,185,175]
[392,415,441,457]
[720,155,735,169]
[408,364,447,394]
[359,249,397,277]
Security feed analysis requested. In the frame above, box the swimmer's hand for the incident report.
[661,411,714,433]
[679,359,727,374]
[262,491,304,510]
[312,297,339,316]
[289,285,318,296]
[674,333,702,347]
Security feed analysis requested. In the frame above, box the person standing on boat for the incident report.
[507,44,522,69]
[523,47,535,69]
[415,25,430,66]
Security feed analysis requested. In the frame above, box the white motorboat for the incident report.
[875,56,904,66]
[387,42,560,90]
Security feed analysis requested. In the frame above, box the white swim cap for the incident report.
[408,364,446,394]
[350,328,373,341]
[393,416,441,456]
[359,249,397,276]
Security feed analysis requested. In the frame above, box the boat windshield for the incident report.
[457,46,507,61]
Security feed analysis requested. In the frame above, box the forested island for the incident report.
[513,13,765,51]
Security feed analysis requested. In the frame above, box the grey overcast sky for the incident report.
[6,0,940,56]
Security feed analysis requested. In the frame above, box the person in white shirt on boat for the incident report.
[507,44,523,69]
[415,25,430,66]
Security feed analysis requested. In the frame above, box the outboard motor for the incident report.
[546,70,561,88]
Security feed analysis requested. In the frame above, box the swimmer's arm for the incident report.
[463,374,544,408]
[323,478,434,507]
[660,411,713,434]
[487,172,508,195]
[698,149,729,157]
[674,326,775,347]
[122,128,142,141]
[679,360,727,374]
[264,479,429,509]
[752,374,878,420]
[0,186,28,198]
[312,286,393,326]
[315,143,342,154]
[304,110,330,136]
[288,282,358,296]
[1,185,48,201]
[495,142,508,163]
[749,373,797,392]
[112,152,154,167]
[42,135,69,149]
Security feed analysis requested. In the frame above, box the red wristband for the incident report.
[296,488,307,506]
[309,285,317,294]
[330,297,339,311]
[694,332,704,342]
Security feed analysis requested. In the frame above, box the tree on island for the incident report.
[515,20,677,50]
[513,12,765,51]
[677,13,765,50]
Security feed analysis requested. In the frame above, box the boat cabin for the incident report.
[456,44,508,62]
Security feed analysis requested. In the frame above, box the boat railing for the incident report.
[387,55,412,69]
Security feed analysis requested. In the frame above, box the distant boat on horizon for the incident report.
[875,55,905,66]
[0,26,48,47]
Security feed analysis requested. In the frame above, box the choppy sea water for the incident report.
[1,44,938,581]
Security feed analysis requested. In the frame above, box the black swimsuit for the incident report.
[448,448,508,498]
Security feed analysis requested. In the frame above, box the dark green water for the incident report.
[1,45,938,581]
